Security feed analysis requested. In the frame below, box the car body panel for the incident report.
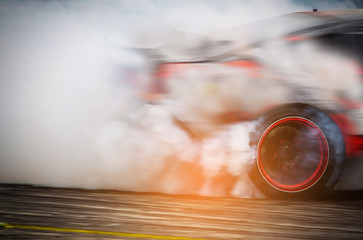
[121,10,363,192]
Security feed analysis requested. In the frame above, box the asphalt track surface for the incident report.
[1,184,363,239]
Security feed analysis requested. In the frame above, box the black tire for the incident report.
[249,103,345,199]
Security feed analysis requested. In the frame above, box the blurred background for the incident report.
[1,0,363,198]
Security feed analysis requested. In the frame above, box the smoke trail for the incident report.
[0,0,360,198]
[0,0,265,197]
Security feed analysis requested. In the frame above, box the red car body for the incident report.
[130,10,363,198]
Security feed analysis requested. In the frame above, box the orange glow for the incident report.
[284,35,310,41]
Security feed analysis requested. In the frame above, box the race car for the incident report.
[119,10,363,199]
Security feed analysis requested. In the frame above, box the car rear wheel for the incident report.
[250,103,345,199]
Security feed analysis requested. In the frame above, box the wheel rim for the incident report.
[257,117,329,192]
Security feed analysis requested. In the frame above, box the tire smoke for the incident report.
[0,1,360,198]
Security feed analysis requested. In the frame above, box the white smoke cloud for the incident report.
[0,0,360,198]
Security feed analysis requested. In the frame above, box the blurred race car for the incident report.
[120,10,363,198]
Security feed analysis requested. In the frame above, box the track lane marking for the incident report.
[0,222,211,240]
